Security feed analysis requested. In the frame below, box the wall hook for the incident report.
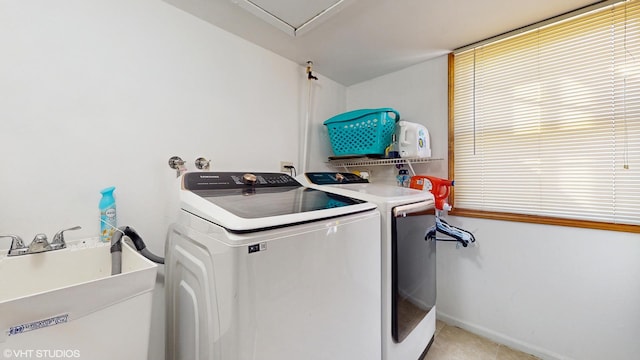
[306,61,318,80]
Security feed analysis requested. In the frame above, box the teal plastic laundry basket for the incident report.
[323,108,400,156]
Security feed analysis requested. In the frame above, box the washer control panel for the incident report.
[183,172,300,190]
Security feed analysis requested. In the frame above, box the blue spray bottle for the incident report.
[99,186,117,242]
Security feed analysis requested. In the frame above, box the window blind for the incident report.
[452,0,640,229]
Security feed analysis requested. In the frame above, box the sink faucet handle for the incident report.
[1,234,28,256]
[51,226,82,249]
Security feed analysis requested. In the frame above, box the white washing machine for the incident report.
[299,172,437,360]
[165,172,381,360]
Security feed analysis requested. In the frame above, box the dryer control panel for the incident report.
[304,172,369,185]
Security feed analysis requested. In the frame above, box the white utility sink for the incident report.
[0,238,157,360]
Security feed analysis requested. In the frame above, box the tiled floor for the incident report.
[424,320,540,360]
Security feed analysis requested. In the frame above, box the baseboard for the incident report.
[436,312,570,360]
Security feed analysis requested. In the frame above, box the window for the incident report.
[451,0,640,232]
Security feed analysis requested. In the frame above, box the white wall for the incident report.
[347,57,448,183]
[346,55,640,360]
[303,75,347,173]
[439,217,640,360]
[0,1,346,359]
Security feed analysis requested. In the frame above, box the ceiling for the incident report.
[164,0,600,86]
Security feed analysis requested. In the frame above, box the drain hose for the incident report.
[111,226,165,275]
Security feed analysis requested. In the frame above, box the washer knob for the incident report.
[243,173,257,185]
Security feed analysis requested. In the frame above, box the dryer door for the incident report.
[391,201,436,343]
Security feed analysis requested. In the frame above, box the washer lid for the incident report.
[180,172,376,232]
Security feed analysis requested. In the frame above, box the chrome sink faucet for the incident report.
[28,233,52,253]
[1,226,81,257]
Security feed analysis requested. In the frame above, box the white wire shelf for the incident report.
[326,157,443,175]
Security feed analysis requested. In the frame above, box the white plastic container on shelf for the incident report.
[398,121,431,158]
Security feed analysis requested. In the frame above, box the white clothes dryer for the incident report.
[299,172,437,360]
[165,172,381,360]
